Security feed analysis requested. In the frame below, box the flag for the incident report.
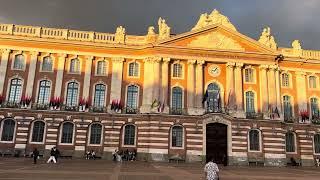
[202,90,208,104]
[226,90,231,109]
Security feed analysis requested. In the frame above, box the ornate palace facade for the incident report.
[0,10,320,166]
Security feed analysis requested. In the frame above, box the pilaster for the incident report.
[194,60,205,115]
[187,59,197,115]
[25,51,38,97]
[226,62,235,113]
[140,57,155,113]
[109,57,125,107]
[233,63,245,118]
[82,56,94,100]
[259,65,269,118]
[160,58,170,114]
[295,71,308,113]
[268,65,277,113]
[54,53,67,98]
[0,49,11,94]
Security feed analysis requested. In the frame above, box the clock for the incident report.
[208,65,221,77]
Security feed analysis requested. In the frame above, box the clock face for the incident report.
[209,65,221,77]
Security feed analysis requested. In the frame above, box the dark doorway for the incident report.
[206,123,228,165]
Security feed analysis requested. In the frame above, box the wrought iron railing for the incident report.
[246,112,264,119]
[170,108,183,115]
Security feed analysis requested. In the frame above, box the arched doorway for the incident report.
[206,123,228,165]
[207,83,221,113]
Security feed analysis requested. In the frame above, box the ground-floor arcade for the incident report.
[0,109,319,166]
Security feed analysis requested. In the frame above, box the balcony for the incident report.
[284,116,295,123]
[206,105,222,114]
[90,106,107,113]
[170,108,183,115]
[246,112,264,119]
[311,116,320,125]
[63,106,79,112]
[124,107,138,114]
[32,103,49,110]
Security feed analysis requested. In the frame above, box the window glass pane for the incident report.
[94,84,106,107]
[90,124,102,144]
[70,59,80,73]
[13,54,24,69]
[31,121,45,142]
[124,125,135,145]
[38,80,51,104]
[172,87,182,109]
[61,122,73,143]
[249,130,260,151]
[172,126,183,147]
[283,96,293,120]
[311,98,319,117]
[285,132,295,152]
[207,83,220,112]
[314,134,320,154]
[42,56,53,71]
[1,119,15,141]
[173,64,182,78]
[245,69,253,82]
[8,78,22,103]
[126,85,138,109]
[246,91,255,113]
[66,82,78,106]
[129,62,139,77]
[97,61,106,75]
[282,74,290,87]
[309,76,317,88]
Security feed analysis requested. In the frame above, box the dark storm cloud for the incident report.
[0,0,319,49]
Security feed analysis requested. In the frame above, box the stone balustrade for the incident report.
[0,23,148,45]
[281,48,320,60]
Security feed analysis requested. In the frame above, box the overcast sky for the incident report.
[0,0,319,49]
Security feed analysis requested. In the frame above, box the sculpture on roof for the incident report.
[292,40,302,50]
[192,9,237,31]
[158,17,170,40]
[258,27,277,50]
[115,26,126,43]
[146,26,157,43]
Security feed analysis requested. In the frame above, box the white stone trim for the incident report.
[29,120,47,144]
[0,118,17,143]
[169,124,185,149]
[87,122,104,146]
[58,121,76,145]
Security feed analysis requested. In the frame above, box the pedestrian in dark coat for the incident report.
[55,148,60,162]
[32,148,39,164]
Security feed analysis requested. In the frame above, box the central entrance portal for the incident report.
[206,123,228,165]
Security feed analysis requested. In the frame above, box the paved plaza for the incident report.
[0,158,319,180]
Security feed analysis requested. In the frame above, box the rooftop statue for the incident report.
[292,40,302,50]
[158,17,171,40]
[258,27,278,50]
[115,26,126,43]
[192,9,237,31]
[146,26,157,43]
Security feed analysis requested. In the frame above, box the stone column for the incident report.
[268,65,277,114]
[259,65,269,118]
[187,60,196,115]
[225,62,235,112]
[82,56,93,100]
[54,54,67,98]
[234,63,245,118]
[160,58,170,113]
[0,49,11,94]
[109,57,124,105]
[295,71,308,113]
[140,57,154,113]
[275,67,283,118]
[152,57,161,102]
[25,51,38,97]
[194,60,205,115]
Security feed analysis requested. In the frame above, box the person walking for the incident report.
[47,147,57,164]
[54,148,60,163]
[204,157,219,180]
[32,148,39,164]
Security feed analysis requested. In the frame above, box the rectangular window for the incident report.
[245,69,253,83]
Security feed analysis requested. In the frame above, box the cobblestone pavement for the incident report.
[0,158,319,180]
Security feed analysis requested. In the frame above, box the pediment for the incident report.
[157,25,276,54]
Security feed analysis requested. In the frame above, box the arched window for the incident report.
[314,134,320,154]
[128,62,139,77]
[173,63,183,78]
[171,126,183,148]
[69,58,80,73]
[310,97,319,118]
[96,60,107,75]
[249,129,260,151]
[8,78,22,103]
[244,68,254,83]
[172,87,183,114]
[285,132,295,152]
[126,85,138,110]
[60,122,74,144]
[89,124,102,145]
[123,124,136,146]
[1,119,16,142]
[66,82,79,106]
[94,84,106,107]
[13,54,25,70]
[38,80,51,104]
[206,83,221,113]
[42,56,53,71]
[245,91,255,113]
[282,73,290,87]
[283,96,293,121]
[31,121,45,143]
[309,76,317,89]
